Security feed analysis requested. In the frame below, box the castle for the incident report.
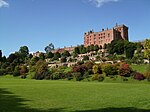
[84,24,128,47]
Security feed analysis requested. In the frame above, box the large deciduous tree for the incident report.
[19,46,29,57]
[125,42,137,59]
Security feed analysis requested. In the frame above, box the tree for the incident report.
[125,42,136,59]
[30,56,39,66]
[61,57,67,63]
[19,46,29,57]
[74,47,80,54]
[13,65,20,77]
[83,55,89,61]
[90,44,94,51]
[94,45,99,52]
[107,39,125,55]
[34,60,49,80]
[7,53,17,63]
[53,52,61,60]
[46,51,54,58]
[144,39,150,62]
[20,65,28,78]
[39,53,45,60]
[61,50,71,57]
[44,43,54,53]
[0,50,2,61]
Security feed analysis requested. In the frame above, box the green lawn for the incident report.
[131,64,149,73]
[0,76,150,112]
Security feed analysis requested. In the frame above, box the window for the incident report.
[108,33,110,37]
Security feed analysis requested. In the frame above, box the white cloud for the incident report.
[0,0,9,8]
[88,0,119,7]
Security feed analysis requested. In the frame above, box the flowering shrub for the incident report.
[119,63,132,77]
[102,64,118,76]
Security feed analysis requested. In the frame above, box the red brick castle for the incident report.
[84,24,128,47]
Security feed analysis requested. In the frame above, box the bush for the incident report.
[92,74,105,82]
[92,65,102,74]
[119,63,132,77]
[133,72,145,81]
[102,64,118,76]
[34,71,50,80]
[83,55,89,61]
[144,71,150,81]
[13,66,20,77]
[65,72,73,80]
[73,72,83,81]
[0,69,6,76]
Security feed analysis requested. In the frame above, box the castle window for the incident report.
[108,33,110,37]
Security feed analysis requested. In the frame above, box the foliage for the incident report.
[144,39,150,61]
[107,39,125,55]
[46,51,54,58]
[102,64,118,76]
[30,56,39,66]
[39,53,45,60]
[82,55,89,61]
[72,65,88,81]
[92,74,105,82]
[0,69,6,76]
[53,52,61,60]
[124,42,137,59]
[144,71,150,81]
[144,65,150,81]
[61,50,71,57]
[19,46,29,57]
[44,43,54,53]
[119,63,133,77]
[0,50,2,61]
[13,65,20,77]
[60,57,67,63]
[20,65,28,78]
[92,65,102,74]
[132,72,145,81]
[33,60,49,80]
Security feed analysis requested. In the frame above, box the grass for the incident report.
[0,76,150,112]
[131,64,149,73]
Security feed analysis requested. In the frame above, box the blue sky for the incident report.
[0,0,150,56]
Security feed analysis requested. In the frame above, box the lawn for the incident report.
[0,76,150,112]
[130,64,149,73]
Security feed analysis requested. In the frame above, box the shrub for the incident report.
[73,72,83,81]
[34,71,50,80]
[144,71,150,81]
[13,65,20,77]
[51,72,61,80]
[82,55,89,61]
[102,64,118,76]
[119,63,132,77]
[0,69,6,76]
[92,65,102,74]
[133,72,145,81]
[92,74,105,82]
[65,72,73,80]
[60,57,67,63]
[73,65,88,76]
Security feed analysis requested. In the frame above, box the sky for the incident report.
[0,0,150,57]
